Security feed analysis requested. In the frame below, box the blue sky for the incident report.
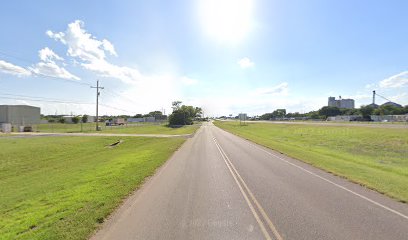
[0,0,407,116]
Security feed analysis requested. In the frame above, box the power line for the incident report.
[0,50,93,87]
[0,94,134,114]
[376,92,392,102]
[0,92,92,103]
[99,103,134,114]
[0,95,94,105]
[0,90,135,114]
[0,50,142,105]
[103,89,142,106]
[1,50,138,114]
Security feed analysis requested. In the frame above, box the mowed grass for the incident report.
[35,123,200,135]
[0,136,185,239]
[214,121,408,202]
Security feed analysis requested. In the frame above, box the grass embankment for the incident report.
[0,136,185,239]
[214,121,408,203]
[35,123,200,135]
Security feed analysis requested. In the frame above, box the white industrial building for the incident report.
[328,96,355,109]
[0,105,41,125]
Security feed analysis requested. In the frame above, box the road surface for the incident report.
[91,122,408,240]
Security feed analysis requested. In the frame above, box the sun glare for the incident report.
[198,0,254,44]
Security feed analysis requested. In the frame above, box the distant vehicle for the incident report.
[105,118,126,126]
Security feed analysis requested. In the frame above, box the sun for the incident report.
[198,0,254,44]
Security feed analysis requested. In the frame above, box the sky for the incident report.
[0,0,407,117]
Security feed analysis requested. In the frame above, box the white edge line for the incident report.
[215,138,284,240]
[247,141,408,221]
[213,138,272,240]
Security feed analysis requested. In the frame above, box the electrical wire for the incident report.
[0,96,94,105]
[0,50,93,87]
[0,92,134,114]
[1,50,138,114]
[375,92,392,103]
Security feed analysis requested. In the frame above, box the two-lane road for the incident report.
[92,122,408,240]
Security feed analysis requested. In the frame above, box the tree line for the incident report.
[259,104,408,121]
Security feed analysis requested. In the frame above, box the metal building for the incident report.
[0,105,41,125]
[328,96,355,109]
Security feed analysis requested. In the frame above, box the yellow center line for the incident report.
[213,138,272,240]
[214,137,284,240]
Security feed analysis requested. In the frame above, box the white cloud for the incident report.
[364,83,377,89]
[0,47,79,81]
[238,57,254,69]
[252,82,289,96]
[102,39,117,56]
[46,20,138,84]
[379,71,408,88]
[30,47,80,80]
[389,92,408,103]
[0,60,31,76]
[30,61,80,80]
[39,47,64,62]
[181,76,199,85]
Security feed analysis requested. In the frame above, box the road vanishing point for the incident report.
[92,122,408,240]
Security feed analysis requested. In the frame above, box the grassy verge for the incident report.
[34,123,200,135]
[0,136,185,239]
[214,121,408,203]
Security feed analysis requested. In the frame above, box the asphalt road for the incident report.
[91,122,408,240]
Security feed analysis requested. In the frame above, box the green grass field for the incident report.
[0,136,185,239]
[34,122,199,135]
[214,121,408,203]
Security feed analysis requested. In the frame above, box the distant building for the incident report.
[127,117,156,123]
[381,101,402,108]
[371,115,408,122]
[367,103,379,109]
[0,105,40,125]
[238,113,247,121]
[62,116,75,123]
[327,115,361,121]
[127,117,144,123]
[328,96,355,109]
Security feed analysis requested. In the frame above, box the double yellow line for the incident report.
[213,137,283,240]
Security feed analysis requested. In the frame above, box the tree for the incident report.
[359,105,374,120]
[169,110,191,125]
[318,106,341,118]
[260,113,273,120]
[134,114,143,118]
[272,109,286,118]
[149,111,167,120]
[168,102,201,125]
[72,116,80,124]
[373,105,404,115]
[58,118,65,124]
[172,101,182,111]
[82,115,88,123]
[195,107,203,118]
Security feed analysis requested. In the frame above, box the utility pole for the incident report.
[91,80,104,131]
[372,90,376,105]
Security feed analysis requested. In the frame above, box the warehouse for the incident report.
[0,105,41,125]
